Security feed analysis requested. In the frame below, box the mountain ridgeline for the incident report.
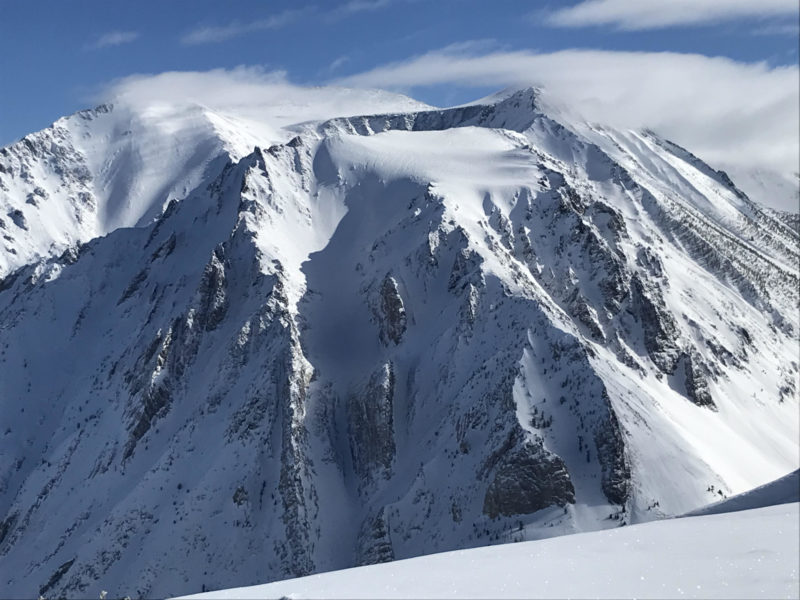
[0,88,797,598]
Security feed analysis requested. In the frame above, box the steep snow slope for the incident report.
[686,468,798,516]
[183,502,799,600]
[0,88,797,598]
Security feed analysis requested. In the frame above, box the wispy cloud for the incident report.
[327,0,428,20]
[752,22,800,36]
[333,44,799,199]
[88,30,139,50]
[337,0,392,14]
[181,9,309,45]
[543,0,799,30]
[96,66,429,134]
[328,55,351,71]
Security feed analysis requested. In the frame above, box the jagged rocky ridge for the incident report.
[0,88,798,598]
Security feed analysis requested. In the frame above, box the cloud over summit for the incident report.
[334,45,799,196]
[96,46,799,210]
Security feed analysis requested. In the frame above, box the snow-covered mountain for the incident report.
[0,87,429,277]
[0,87,797,599]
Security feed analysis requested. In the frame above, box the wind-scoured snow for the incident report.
[0,86,797,598]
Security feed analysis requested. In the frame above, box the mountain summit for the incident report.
[0,87,797,598]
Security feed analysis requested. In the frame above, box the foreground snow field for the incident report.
[183,501,799,600]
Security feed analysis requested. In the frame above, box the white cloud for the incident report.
[181,9,307,44]
[544,0,799,30]
[100,66,291,106]
[333,46,799,208]
[88,31,139,50]
[96,66,429,138]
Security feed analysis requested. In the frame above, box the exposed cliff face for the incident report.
[482,436,575,519]
[0,88,797,598]
[348,362,396,487]
[375,277,407,346]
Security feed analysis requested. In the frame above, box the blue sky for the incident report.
[1,0,798,146]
